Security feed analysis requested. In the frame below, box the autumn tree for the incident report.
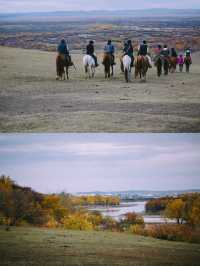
[165,199,185,224]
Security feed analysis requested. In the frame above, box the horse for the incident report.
[102,53,114,78]
[134,55,149,81]
[184,56,192,73]
[163,56,170,75]
[83,55,96,78]
[122,55,132,82]
[169,56,177,73]
[56,54,73,80]
[155,56,162,77]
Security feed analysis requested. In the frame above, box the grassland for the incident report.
[0,46,200,132]
[0,226,200,266]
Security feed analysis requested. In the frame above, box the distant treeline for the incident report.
[146,194,200,226]
[70,195,120,206]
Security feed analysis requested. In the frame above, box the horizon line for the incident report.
[1,8,200,15]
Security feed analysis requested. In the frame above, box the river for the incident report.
[88,201,174,223]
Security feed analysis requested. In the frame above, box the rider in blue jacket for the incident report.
[104,40,116,65]
[57,39,72,65]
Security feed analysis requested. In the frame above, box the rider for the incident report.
[104,40,115,65]
[161,44,170,57]
[171,47,178,58]
[57,39,72,65]
[86,40,99,67]
[154,44,162,64]
[138,40,152,68]
[185,47,192,63]
[177,54,184,72]
[123,40,134,67]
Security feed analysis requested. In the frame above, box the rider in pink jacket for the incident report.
[177,54,184,65]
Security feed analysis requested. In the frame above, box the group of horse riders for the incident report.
[57,38,192,78]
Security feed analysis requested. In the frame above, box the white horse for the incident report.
[122,55,132,82]
[83,55,96,78]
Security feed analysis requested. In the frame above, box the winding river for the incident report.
[88,201,174,223]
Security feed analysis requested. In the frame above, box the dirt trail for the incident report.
[0,46,200,132]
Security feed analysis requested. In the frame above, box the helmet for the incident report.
[89,40,94,44]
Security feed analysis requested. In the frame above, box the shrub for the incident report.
[62,214,94,231]
[119,212,144,231]
[141,224,200,244]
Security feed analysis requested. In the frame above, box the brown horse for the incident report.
[184,56,192,73]
[56,54,73,80]
[135,56,149,81]
[102,53,114,78]
[169,56,177,73]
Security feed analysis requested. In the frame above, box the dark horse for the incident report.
[184,56,192,73]
[155,56,163,77]
[102,53,114,78]
[163,56,170,75]
[135,56,149,81]
[169,56,177,73]
[56,54,73,80]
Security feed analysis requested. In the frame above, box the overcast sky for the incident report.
[0,0,200,13]
[0,134,199,193]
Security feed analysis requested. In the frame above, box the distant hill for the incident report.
[0,9,200,21]
[76,189,200,200]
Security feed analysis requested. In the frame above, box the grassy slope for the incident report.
[0,226,200,266]
[0,46,200,132]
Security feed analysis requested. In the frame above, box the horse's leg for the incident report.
[63,67,66,80]
[111,65,113,77]
[104,67,107,79]
[92,67,95,78]
[66,66,69,80]
[121,61,124,73]
[85,65,89,79]
[125,68,129,83]
[108,67,110,78]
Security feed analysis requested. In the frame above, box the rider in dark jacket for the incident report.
[161,45,170,57]
[86,40,98,67]
[138,40,148,56]
[171,47,178,58]
[138,40,152,67]
[123,40,134,66]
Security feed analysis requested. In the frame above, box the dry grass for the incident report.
[0,226,200,266]
[0,46,200,132]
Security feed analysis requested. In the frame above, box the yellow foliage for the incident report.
[165,199,185,224]
[62,214,94,231]
[190,198,200,226]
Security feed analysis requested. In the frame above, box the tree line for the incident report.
[145,194,200,226]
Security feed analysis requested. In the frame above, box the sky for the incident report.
[0,0,200,13]
[0,134,200,193]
